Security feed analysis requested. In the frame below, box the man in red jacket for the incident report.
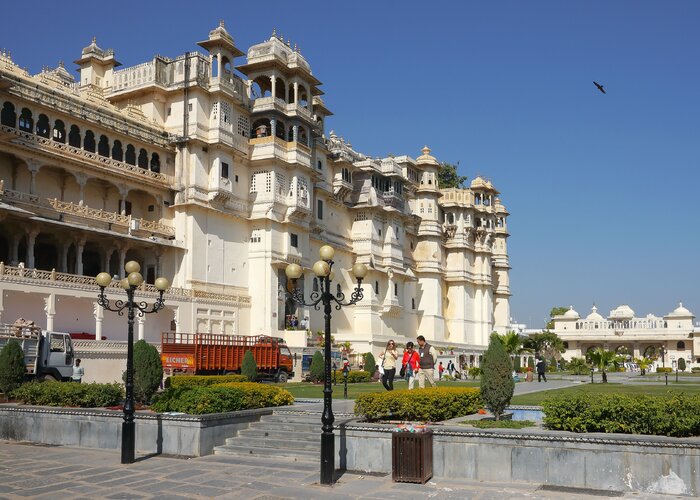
[401,342,420,390]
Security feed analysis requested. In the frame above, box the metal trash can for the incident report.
[391,429,433,484]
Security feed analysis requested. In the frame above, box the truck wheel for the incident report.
[276,372,288,383]
[41,374,57,382]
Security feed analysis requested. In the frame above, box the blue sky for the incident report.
[3,0,699,327]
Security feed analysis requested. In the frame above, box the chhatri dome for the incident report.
[563,305,580,319]
[585,305,604,321]
[609,304,635,320]
[666,302,694,318]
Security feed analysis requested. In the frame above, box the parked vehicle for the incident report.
[161,332,294,382]
[0,323,75,381]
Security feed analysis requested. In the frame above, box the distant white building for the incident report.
[552,303,699,368]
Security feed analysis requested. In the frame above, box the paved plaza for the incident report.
[0,441,684,499]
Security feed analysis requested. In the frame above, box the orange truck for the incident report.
[161,332,294,382]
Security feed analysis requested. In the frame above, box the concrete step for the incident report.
[224,435,320,451]
[260,413,324,424]
[249,421,320,433]
[213,444,318,462]
[237,428,320,442]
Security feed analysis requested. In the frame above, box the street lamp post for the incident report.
[95,262,169,465]
[285,245,367,485]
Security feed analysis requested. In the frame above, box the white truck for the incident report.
[0,323,75,381]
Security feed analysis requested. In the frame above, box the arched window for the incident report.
[211,55,219,77]
[137,148,148,169]
[275,120,286,140]
[18,108,33,132]
[52,120,65,143]
[36,114,50,138]
[298,128,308,145]
[98,135,110,157]
[68,125,81,147]
[84,130,96,152]
[287,127,294,142]
[1,101,16,127]
[112,140,123,161]
[374,281,379,294]
[150,153,160,173]
[125,145,136,165]
[677,341,686,351]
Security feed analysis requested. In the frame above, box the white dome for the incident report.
[563,306,579,319]
[667,302,693,318]
[609,304,635,320]
[585,305,604,321]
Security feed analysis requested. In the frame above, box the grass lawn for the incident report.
[277,380,480,399]
[510,383,700,406]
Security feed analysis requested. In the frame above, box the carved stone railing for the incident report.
[48,199,130,225]
[0,125,173,186]
[72,339,161,353]
[0,263,250,306]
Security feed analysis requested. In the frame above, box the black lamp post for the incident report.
[285,245,367,485]
[95,262,169,465]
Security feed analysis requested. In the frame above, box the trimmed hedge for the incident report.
[332,370,372,383]
[355,387,482,422]
[12,382,123,408]
[691,367,700,374]
[656,367,673,373]
[165,374,248,388]
[151,382,294,415]
[543,393,700,437]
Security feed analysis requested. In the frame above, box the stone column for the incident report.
[293,81,299,104]
[118,244,127,278]
[60,241,70,273]
[25,228,38,269]
[270,117,276,138]
[292,125,298,142]
[137,315,146,341]
[0,291,4,324]
[44,294,56,331]
[10,233,21,266]
[75,174,87,206]
[270,74,276,99]
[102,248,112,275]
[633,343,641,359]
[74,238,86,276]
[27,159,40,195]
[93,302,103,342]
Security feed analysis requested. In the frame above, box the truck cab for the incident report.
[0,324,74,381]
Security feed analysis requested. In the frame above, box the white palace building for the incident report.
[552,304,700,369]
[0,23,510,369]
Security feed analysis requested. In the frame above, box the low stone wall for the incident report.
[0,405,271,456]
[337,420,700,496]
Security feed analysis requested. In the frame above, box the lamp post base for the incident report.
[320,431,335,485]
[121,421,136,464]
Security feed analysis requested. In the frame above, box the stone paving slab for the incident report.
[0,441,686,499]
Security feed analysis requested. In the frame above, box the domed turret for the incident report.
[585,305,604,321]
[666,302,694,318]
[609,304,635,320]
[563,306,580,319]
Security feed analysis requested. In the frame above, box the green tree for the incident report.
[0,340,26,395]
[438,162,468,189]
[588,347,616,383]
[567,357,589,375]
[126,340,163,403]
[241,350,258,382]
[309,350,325,382]
[363,352,376,375]
[480,333,514,420]
[527,356,535,370]
[468,367,482,380]
[678,358,686,372]
[513,356,521,372]
[634,357,651,376]
[524,331,565,359]
[546,307,569,329]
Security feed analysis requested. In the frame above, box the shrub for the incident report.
[364,352,376,374]
[542,392,700,437]
[12,381,123,407]
[656,367,673,373]
[332,370,371,383]
[241,351,258,382]
[165,374,248,388]
[467,367,482,380]
[123,340,162,404]
[678,358,686,372]
[151,382,293,415]
[0,339,26,394]
[527,357,535,369]
[568,357,589,375]
[480,334,514,420]
[691,367,700,374]
[513,357,521,372]
[355,387,482,422]
[309,351,324,382]
[442,374,455,381]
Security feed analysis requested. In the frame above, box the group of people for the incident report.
[437,360,458,380]
[377,335,438,391]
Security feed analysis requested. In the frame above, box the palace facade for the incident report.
[553,304,699,368]
[0,23,510,362]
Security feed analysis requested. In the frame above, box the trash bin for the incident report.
[391,429,433,484]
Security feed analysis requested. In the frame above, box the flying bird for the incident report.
[593,81,606,94]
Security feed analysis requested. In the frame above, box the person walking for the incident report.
[401,342,420,390]
[379,340,398,391]
[438,362,444,380]
[416,335,437,388]
[72,359,84,383]
[446,360,454,377]
[536,357,547,382]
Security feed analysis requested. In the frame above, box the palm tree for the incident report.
[567,357,589,375]
[634,357,651,376]
[495,331,530,367]
[588,347,616,383]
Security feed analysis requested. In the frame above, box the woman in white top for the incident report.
[378,340,399,391]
